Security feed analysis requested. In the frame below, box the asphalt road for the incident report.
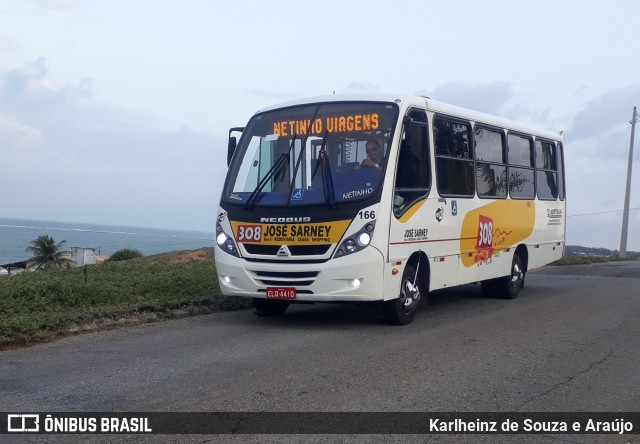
[1,261,639,443]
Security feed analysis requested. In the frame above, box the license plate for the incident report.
[266,287,297,300]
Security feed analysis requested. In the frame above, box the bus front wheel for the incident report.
[383,264,421,325]
[252,298,290,316]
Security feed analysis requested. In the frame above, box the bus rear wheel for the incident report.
[252,298,290,316]
[494,253,524,299]
[383,264,421,325]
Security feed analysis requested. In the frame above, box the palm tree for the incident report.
[26,235,71,270]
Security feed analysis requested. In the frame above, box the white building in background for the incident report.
[70,247,96,266]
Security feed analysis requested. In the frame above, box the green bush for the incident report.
[108,249,143,262]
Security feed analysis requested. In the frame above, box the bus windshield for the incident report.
[223,102,399,207]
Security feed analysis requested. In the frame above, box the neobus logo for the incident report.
[260,217,311,223]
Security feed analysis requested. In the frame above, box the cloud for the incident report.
[558,85,640,167]
[0,59,226,232]
[0,114,42,141]
[245,88,296,101]
[417,81,515,115]
[341,81,380,94]
[562,86,640,250]
[0,58,164,135]
[568,85,640,141]
[33,0,87,11]
[0,36,23,53]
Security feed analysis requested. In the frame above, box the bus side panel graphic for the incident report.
[460,200,535,268]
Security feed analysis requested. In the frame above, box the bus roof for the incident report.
[255,94,563,142]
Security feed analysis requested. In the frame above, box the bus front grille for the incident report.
[243,244,332,256]
[249,270,320,287]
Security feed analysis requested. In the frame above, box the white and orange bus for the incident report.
[214,94,565,324]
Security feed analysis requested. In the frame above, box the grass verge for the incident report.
[550,254,607,266]
[550,254,636,266]
[0,248,251,349]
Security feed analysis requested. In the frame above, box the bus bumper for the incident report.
[215,247,385,302]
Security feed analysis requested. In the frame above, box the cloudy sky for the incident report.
[0,0,638,250]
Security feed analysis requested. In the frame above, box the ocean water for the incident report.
[0,218,214,265]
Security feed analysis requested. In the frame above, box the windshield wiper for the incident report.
[244,136,296,210]
[281,105,324,206]
[287,130,329,205]
[311,135,335,207]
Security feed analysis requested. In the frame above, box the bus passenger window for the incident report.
[535,140,558,200]
[508,134,535,199]
[557,142,565,201]
[434,117,474,197]
[475,127,507,198]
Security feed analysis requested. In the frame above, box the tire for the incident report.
[252,298,290,316]
[494,253,524,299]
[383,264,422,325]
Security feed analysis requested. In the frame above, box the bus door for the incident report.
[388,109,436,287]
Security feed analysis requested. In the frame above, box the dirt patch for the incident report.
[170,249,212,264]
[139,248,214,265]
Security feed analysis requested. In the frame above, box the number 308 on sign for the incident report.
[236,224,262,242]
[477,215,493,248]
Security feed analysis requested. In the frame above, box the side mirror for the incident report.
[227,136,237,166]
[227,127,245,166]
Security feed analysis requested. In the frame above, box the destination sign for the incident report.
[230,220,351,245]
[273,113,379,136]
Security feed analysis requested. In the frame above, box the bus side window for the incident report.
[557,142,565,200]
[475,127,507,198]
[507,133,535,199]
[535,139,559,200]
[434,116,474,197]
[393,110,430,217]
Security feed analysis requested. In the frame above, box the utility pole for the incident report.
[619,106,638,258]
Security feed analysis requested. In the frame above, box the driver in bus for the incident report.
[356,137,385,170]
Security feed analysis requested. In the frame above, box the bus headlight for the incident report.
[345,239,357,253]
[216,223,239,257]
[334,221,376,258]
[216,232,229,245]
[357,232,371,246]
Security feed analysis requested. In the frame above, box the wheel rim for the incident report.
[400,278,420,314]
[511,259,523,290]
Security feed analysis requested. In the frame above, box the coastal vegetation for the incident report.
[0,248,250,348]
[25,235,71,270]
[108,248,143,262]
